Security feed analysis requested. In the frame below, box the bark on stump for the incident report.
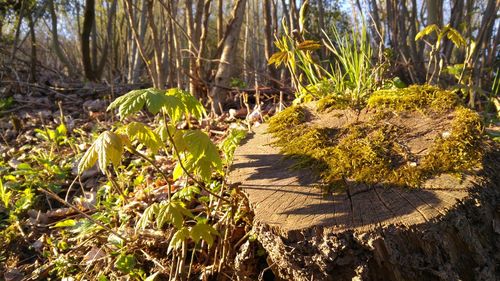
[230,120,500,281]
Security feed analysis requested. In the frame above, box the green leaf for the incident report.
[155,122,176,143]
[183,130,222,169]
[107,233,124,248]
[163,96,185,123]
[172,162,184,181]
[172,185,200,201]
[415,24,439,41]
[125,122,164,153]
[168,227,189,254]
[296,40,321,51]
[268,51,288,66]
[78,140,98,174]
[174,130,222,180]
[108,88,187,119]
[0,179,11,208]
[56,123,67,136]
[175,130,223,181]
[445,27,466,47]
[156,201,192,229]
[108,89,146,119]
[136,203,159,230]
[167,88,206,121]
[114,254,136,274]
[190,222,219,246]
[17,163,32,170]
[220,129,247,163]
[52,219,77,228]
[78,131,125,174]
[144,88,170,114]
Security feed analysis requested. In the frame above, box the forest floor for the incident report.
[0,82,283,281]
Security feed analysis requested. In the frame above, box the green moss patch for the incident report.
[268,96,485,189]
[317,95,351,112]
[367,85,461,112]
[422,107,484,173]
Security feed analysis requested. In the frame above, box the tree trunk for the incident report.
[231,111,500,281]
[195,0,212,97]
[263,0,279,88]
[48,0,75,76]
[209,0,247,115]
[217,0,224,42]
[469,0,498,107]
[28,12,37,82]
[9,0,25,64]
[81,0,96,81]
[123,0,157,87]
[146,0,164,88]
[443,0,465,62]
[426,0,443,26]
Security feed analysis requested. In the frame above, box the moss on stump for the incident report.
[268,85,485,189]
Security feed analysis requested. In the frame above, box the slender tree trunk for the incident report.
[217,0,224,42]
[426,0,443,26]
[10,0,25,64]
[48,0,74,76]
[123,0,157,87]
[280,0,290,32]
[444,0,464,62]
[263,0,279,88]
[209,0,247,115]
[82,0,96,80]
[369,0,382,46]
[146,0,163,88]
[243,4,249,84]
[28,12,37,82]
[135,0,148,83]
[91,11,98,71]
[89,0,117,80]
[195,0,212,97]
[469,0,497,107]
[185,0,197,94]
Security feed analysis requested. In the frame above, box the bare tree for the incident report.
[209,0,247,114]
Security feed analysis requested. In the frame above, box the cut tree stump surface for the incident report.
[230,123,473,234]
[230,108,499,281]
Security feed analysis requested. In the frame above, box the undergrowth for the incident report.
[0,88,250,280]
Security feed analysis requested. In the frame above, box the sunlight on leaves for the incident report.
[78,131,125,174]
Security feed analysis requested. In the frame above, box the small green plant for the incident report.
[268,34,323,102]
[269,16,377,108]
[0,97,14,111]
[75,87,249,280]
[230,77,248,89]
[0,179,11,209]
[415,24,466,83]
[322,24,375,108]
[34,123,68,146]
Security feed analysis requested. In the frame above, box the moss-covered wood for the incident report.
[268,85,486,189]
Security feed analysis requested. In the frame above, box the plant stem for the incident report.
[39,188,128,242]
[165,127,231,204]
[127,147,171,200]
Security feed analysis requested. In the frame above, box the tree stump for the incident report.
[230,109,500,281]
